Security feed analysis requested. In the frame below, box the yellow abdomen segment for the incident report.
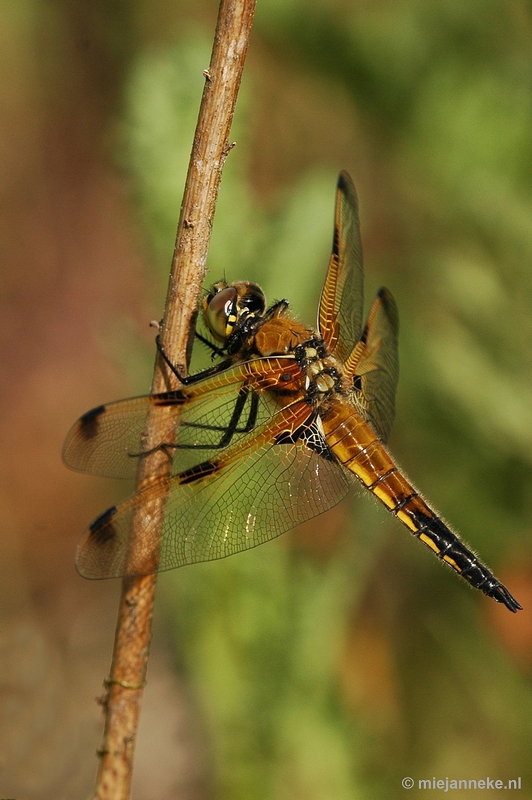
[321,399,418,519]
[320,399,460,567]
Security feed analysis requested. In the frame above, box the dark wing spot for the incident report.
[377,287,399,331]
[274,430,297,445]
[337,170,351,196]
[353,375,363,391]
[89,506,118,545]
[275,420,336,462]
[79,405,106,440]
[178,460,219,485]
[332,224,340,259]
[151,389,188,406]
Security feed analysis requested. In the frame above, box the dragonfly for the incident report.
[63,171,521,612]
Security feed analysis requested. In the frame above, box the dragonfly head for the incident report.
[203,281,266,344]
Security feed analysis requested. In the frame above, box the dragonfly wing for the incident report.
[62,360,290,479]
[63,395,157,479]
[344,287,399,443]
[318,171,364,362]
[76,401,352,578]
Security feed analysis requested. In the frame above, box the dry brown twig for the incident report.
[93,1,257,797]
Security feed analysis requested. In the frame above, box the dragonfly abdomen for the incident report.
[322,399,422,514]
[321,399,522,612]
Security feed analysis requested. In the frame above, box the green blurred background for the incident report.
[1,1,532,798]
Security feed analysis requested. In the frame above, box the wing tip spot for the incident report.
[337,170,352,193]
[79,405,106,440]
[89,505,118,545]
[376,287,399,330]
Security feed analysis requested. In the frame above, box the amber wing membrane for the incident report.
[343,287,399,443]
[318,171,364,363]
[75,398,352,578]
[63,358,300,480]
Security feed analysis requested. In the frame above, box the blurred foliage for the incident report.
[117,0,532,797]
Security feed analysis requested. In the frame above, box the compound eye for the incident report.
[203,286,237,342]
[238,283,266,315]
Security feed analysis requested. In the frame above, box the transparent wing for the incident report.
[343,287,399,443]
[62,359,300,479]
[318,171,364,363]
[75,400,353,578]
[64,394,168,479]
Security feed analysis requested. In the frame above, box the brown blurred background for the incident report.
[1,1,532,798]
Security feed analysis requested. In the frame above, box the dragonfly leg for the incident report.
[156,334,234,386]
[127,386,260,468]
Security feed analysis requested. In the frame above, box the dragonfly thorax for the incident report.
[293,338,343,404]
[253,314,312,357]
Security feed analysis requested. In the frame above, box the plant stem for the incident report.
[93,2,257,797]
